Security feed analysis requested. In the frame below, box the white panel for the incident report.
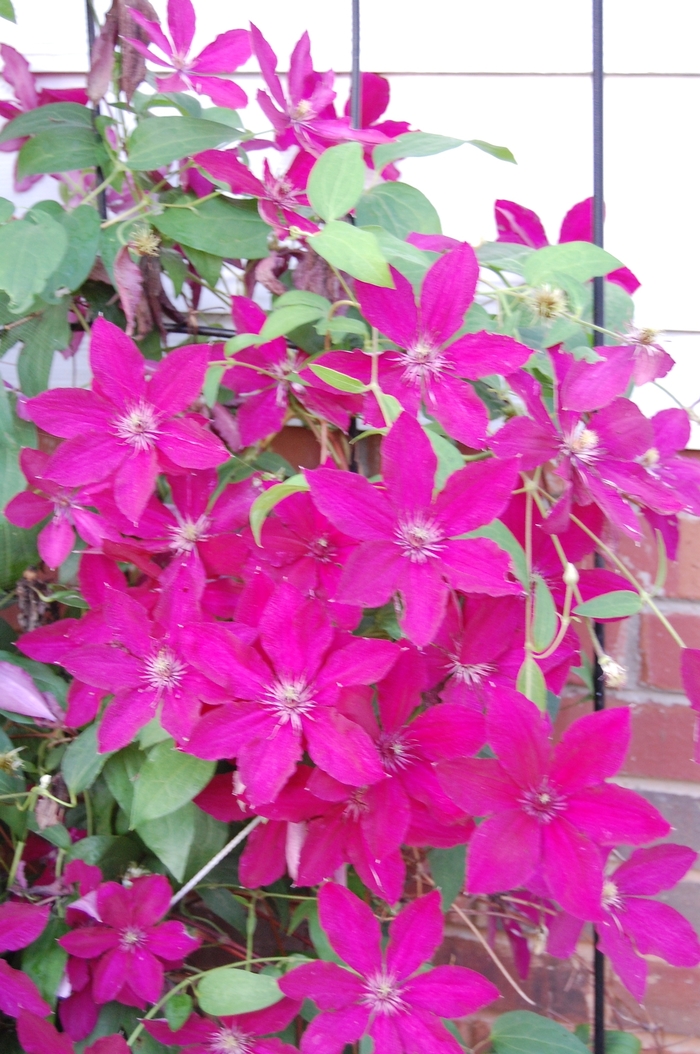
[605,0,700,74]
[1,0,89,72]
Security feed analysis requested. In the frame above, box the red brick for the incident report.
[613,513,700,601]
[621,702,700,782]
[640,612,700,691]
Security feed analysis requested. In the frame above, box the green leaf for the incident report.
[373,132,466,172]
[516,656,547,711]
[425,429,463,489]
[17,126,104,179]
[467,139,516,163]
[160,248,189,296]
[573,590,643,618]
[184,244,222,288]
[319,316,368,341]
[21,917,68,1006]
[41,204,101,295]
[129,739,215,827]
[524,242,624,286]
[153,195,269,260]
[138,716,171,749]
[17,303,71,396]
[0,103,93,144]
[463,302,495,333]
[36,822,72,849]
[165,993,193,1032]
[136,801,196,882]
[0,0,16,22]
[103,745,144,814]
[0,213,68,313]
[62,723,111,793]
[477,242,532,276]
[362,226,433,287]
[65,833,139,871]
[604,1033,642,1054]
[260,304,327,342]
[466,520,528,588]
[203,363,226,408]
[308,363,367,394]
[182,807,228,882]
[354,182,441,240]
[127,116,237,169]
[492,1012,589,1054]
[313,221,392,286]
[274,291,332,312]
[533,574,558,652]
[428,845,466,910]
[200,887,248,931]
[249,473,310,545]
[197,968,283,1016]
[308,142,365,222]
[0,198,14,223]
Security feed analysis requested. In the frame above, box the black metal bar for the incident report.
[85,0,107,221]
[350,0,362,129]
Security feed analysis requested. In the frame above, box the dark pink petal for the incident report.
[560,346,636,413]
[64,644,143,690]
[60,925,120,957]
[186,707,272,761]
[259,583,333,679]
[485,689,549,788]
[1,44,38,108]
[149,344,209,414]
[128,874,171,927]
[608,265,640,294]
[398,1010,468,1054]
[567,783,671,845]
[320,638,398,690]
[435,457,518,536]
[495,199,549,248]
[38,517,74,568]
[130,946,164,1003]
[17,1012,74,1054]
[238,722,302,806]
[448,331,533,377]
[550,707,629,792]
[87,1037,131,1054]
[613,843,697,895]
[404,963,500,1016]
[440,538,519,597]
[623,898,700,967]
[166,0,196,56]
[362,777,411,857]
[382,412,436,513]
[279,961,365,1009]
[428,375,488,448]
[98,688,160,751]
[350,838,405,905]
[46,433,124,487]
[437,757,521,813]
[413,702,486,760]
[386,890,442,979]
[318,883,382,976]
[90,317,146,408]
[490,417,560,470]
[113,246,143,337]
[421,243,478,341]
[306,710,384,786]
[195,150,264,196]
[542,820,604,919]
[126,10,174,58]
[308,468,395,540]
[157,418,227,469]
[369,1015,403,1054]
[558,198,593,243]
[0,661,59,721]
[5,490,52,528]
[355,267,417,348]
[397,559,448,647]
[25,389,112,438]
[546,910,585,958]
[467,811,541,893]
[336,542,403,607]
[596,917,646,1002]
[0,902,50,952]
[234,996,304,1037]
[0,960,51,1018]
[250,24,286,108]
[92,947,131,1003]
[113,446,158,524]
[190,28,251,73]
[298,1005,369,1054]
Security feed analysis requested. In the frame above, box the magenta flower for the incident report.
[620,325,674,386]
[59,874,200,1005]
[126,0,251,108]
[333,244,533,447]
[25,319,227,524]
[548,844,700,1001]
[195,148,317,237]
[495,196,640,294]
[343,72,411,179]
[145,1000,301,1054]
[0,901,49,951]
[250,25,387,154]
[0,660,63,723]
[279,884,499,1054]
[5,448,118,568]
[17,1011,129,1054]
[307,411,519,646]
[437,691,670,919]
[224,297,360,447]
[0,960,51,1018]
[184,584,397,805]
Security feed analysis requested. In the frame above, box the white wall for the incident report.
[1,0,699,432]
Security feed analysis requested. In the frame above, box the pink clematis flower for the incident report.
[18,1010,129,1054]
[307,411,520,646]
[145,1000,301,1054]
[317,244,533,447]
[0,901,49,951]
[437,691,670,919]
[5,448,118,568]
[25,319,228,524]
[547,844,700,1002]
[126,0,251,108]
[279,883,499,1054]
[343,72,411,179]
[494,196,640,294]
[194,148,317,237]
[184,583,398,806]
[0,959,51,1018]
[59,874,200,1006]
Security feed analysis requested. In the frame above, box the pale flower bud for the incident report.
[600,654,627,689]
[38,773,52,790]
[563,563,580,588]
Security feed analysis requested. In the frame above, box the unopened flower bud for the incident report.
[0,747,24,774]
[563,563,579,588]
[122,864,150,887]
[599,654,627,689]
[38,774,52,790]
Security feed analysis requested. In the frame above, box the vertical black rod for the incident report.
[85,0,107,221]
[592,3,606,1053]
[350,0,362,129]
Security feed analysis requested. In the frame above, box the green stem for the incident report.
[7,840,25,888]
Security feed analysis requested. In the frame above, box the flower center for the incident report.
[307,534,335,562]
[518,778,567,824]
[209,1027,253,1054]
[362,970,407,1015]
[343,789,368,822]
[377,732,415,773]
[143,647,186,692]
[448,658,496,686]
[119,925,146,950]
[395,514,445,563]
[168,514,211,553]
[398,340,447,386]
[565,424,600,463]
[640,447,660,469]
[264,676,316,732]
[602,879,623,912]
[292,99,314,121]
[114,400,161,451]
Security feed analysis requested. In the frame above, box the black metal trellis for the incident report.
[85,1,107,221]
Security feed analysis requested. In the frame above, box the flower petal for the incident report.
[307,468,395,540]
[566,784,671,845]
[381,412,436,514]
[90,317,146,409]
[486,689,550,789]
[403,963,500,1016]
[386,890,443,980]
[542,820,604,919]
[318,883,382,976]
[157,418,227,469]
[421,243,478,342]
[355,267,417,348]
[279,961,365,1009]
[467,810,541,894]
